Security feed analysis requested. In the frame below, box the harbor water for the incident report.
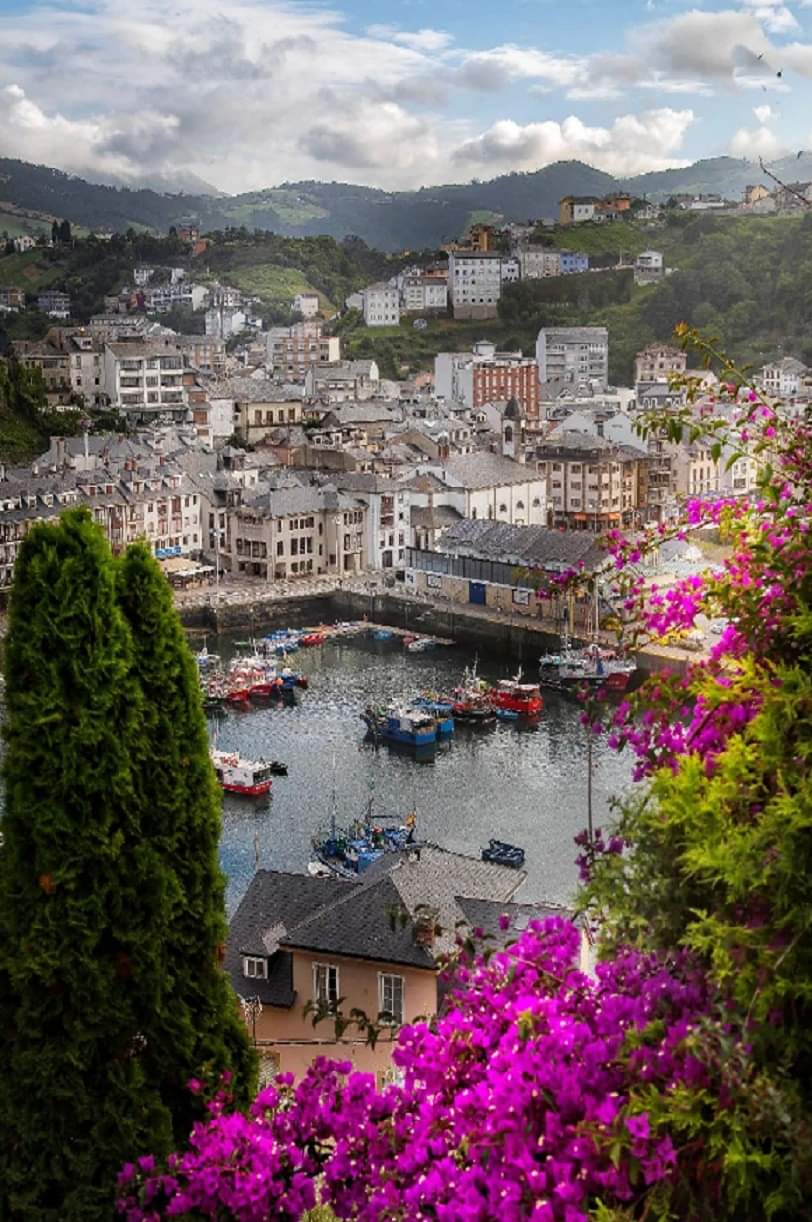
[211,632,634,915]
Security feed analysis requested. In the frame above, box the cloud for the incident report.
[458,44,581,91]
[365,25,453,52]
[730,123,788,157]
[451,108,695,176]
[740,0,800,34]
[753,102,777,120]
[299,98,441,174]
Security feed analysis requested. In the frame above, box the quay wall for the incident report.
[177,588,689,676]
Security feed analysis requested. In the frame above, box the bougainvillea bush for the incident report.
[119,332,812,1219]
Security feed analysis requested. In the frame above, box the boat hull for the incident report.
[221,779,272,797]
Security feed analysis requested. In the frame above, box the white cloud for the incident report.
[365,25,453,52]
[457,44,582,91]
[753,102,777,120]
[730,123,788,157]
[740,0,800,34]
[452,108,695,176]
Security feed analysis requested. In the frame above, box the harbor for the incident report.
[207,627,633,914]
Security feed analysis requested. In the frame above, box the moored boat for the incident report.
[310,809,418,879]
[210,749,275,797]
[449,663,495,724]
[361,703,451,746]
[539,641,635,694]
[489,671,543,717]
[481,838,525,868]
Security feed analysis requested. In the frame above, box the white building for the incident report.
[518,248,561,279]
[536,327,609,392]
[413,452,546,528]
[362,283,400,327]
[102,342,187,417]
[500,257,520,283]
[145,282,208,313]
[401,276,448,313]
[447,252,502,319]
[634,250,664,284]
[760,356,809,398]
[133,265,156,286]
[205,306,247,339]
[293,292,320,318]
[334,474,410,570]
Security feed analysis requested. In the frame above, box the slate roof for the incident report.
[439,519,605,571]
[456,897,572,946]
[411,505,462,529]
[440,452,535,489]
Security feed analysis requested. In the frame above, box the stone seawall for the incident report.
[178,588,689,676]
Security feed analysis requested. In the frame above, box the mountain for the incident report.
[1,154,810,252]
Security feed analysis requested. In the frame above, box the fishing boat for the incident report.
[210,749,275,797]
[489,670,543,717]
[300,632,325,647]
[200,671,230,711]
[539,638,635,694]
[481,839,525,869]
[449,663,495,724]
[412,692,455,718]
[361,703,451,746]
[310,807,419,879]
[372,628,395,641]
[196,641,221,668]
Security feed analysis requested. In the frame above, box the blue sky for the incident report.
[0,0,810,192]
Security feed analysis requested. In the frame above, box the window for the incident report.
[313,963,339,1007]
[516,500,524,510]
[243,956,267,979]
[378,972,404,1024]
[498,503,507,514]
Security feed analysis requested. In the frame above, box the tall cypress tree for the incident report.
[115,541,255,1136]
[0,509,172,1220]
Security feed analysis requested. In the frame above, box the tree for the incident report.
[51,219,60,245]
[0,514,254,1219]
[114,543,256,1139]
[0,510,171,1220]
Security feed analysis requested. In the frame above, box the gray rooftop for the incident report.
[439,518,606,570]
[439,452,537,490]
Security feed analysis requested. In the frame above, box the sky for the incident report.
[0,0,811,194]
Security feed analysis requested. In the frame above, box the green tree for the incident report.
[115,542,256,1139]
[0,510,172,1220]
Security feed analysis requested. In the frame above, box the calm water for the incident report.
[210,633,634,915]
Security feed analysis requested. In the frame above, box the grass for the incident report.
[0,210,53,240]
[222,189,330,227]
[222,262,333,311]
[0,249,63,291]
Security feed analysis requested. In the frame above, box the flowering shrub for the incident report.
[118,331,812,1218]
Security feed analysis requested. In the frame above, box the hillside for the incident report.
[5,154,809,251]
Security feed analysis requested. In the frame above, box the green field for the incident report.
[0,249,64,291]
[223,262,333,310]
[0,210,53,240]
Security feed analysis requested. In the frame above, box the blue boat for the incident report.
[495,708,520,721]
[310,806,419,879]
[481,839,525,868]
[362,703,450,746]
[373,628,395,641]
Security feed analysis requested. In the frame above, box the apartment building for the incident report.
[12,340,72,405]
[266,323,340,381]
[36,290,71,319]
[535,434,642,530]
[760,356,809,398]
[518,248,561,279]
[362,283,400,327]
[559,196,599,225]
[435,341,540,420]
[447,252,502,319]
[144,281,208,313]
[634,250,665,284]
[634,343,687,385]
[401,275,448,313]
[304,360,380,404]
[228,484,367,580]
[89,313,149,343]
[175,334,226,377]
[332,473,410,569]
[536,326,609,391]
[293,292,320,318]
[102,342,187,417]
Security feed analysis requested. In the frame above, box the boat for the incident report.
[361,703,452,746]
[489,670,543,717]
[311,807,419,879]
[373,628,395,641]
[495,708,519,721]
[406,636,435,653]
[539,639,635,694]
[196,642,221,668]
[412,693,455,718]
[481,839,525,869]
[300,632,325,647]
[210,749,275,797]
[449,663,496,724]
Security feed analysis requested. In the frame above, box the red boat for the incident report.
[490,673,543,717]
[210,749,274,796]
[300,633,325,647]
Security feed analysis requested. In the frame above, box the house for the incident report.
[331,472,410,570]
[634,250,664,284]
[362,283,400,327]
[133,266,156,286]
[0,286,26,312]
[205,306,247,340]
[536,327,609,391]
[293,292,320,318]
[467,223,495,252]
[743,184,771,207]
[13,234,37,252]
[102,341,188,419]
[304,360,380,404]
[447,252,503,319]
[559,196,599,225]
[760,356,809,399]
[559,251,589,275]
[518,248,561,279]
[12,340,71,405]
[89,313,149,342]
[224,846,531,1081]
[174,334,226,377]
[400,275,448,313]
[144,281,208,313]
[209,377,302,446]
